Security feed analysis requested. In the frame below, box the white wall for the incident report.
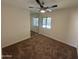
[38,7,78,48]
[1,4,30,48]
[39,9,69,45]
[67,8,78,48]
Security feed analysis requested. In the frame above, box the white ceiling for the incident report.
[2,0,78,12]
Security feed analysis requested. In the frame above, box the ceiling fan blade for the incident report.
[35,0,43,8]
[51,5,57,8]
[29,6,40,9]
[46,5,57,9]
[43,5,57,10]
[29,7,34,8]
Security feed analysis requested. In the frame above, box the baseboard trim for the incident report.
[2,36,31,49]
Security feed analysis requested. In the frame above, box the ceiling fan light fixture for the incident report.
[40,9,46,13]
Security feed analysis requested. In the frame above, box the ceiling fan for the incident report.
[29,0,58,13]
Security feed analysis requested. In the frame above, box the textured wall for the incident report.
[1,4,30,48]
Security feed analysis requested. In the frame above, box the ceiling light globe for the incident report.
[40,10,46,13]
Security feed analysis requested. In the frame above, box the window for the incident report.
[42,18,47,28]
[46,17,51,29]
[33,17,39,26]
[42,17,51,29]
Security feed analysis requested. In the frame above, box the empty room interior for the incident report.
[1,0,78,59]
